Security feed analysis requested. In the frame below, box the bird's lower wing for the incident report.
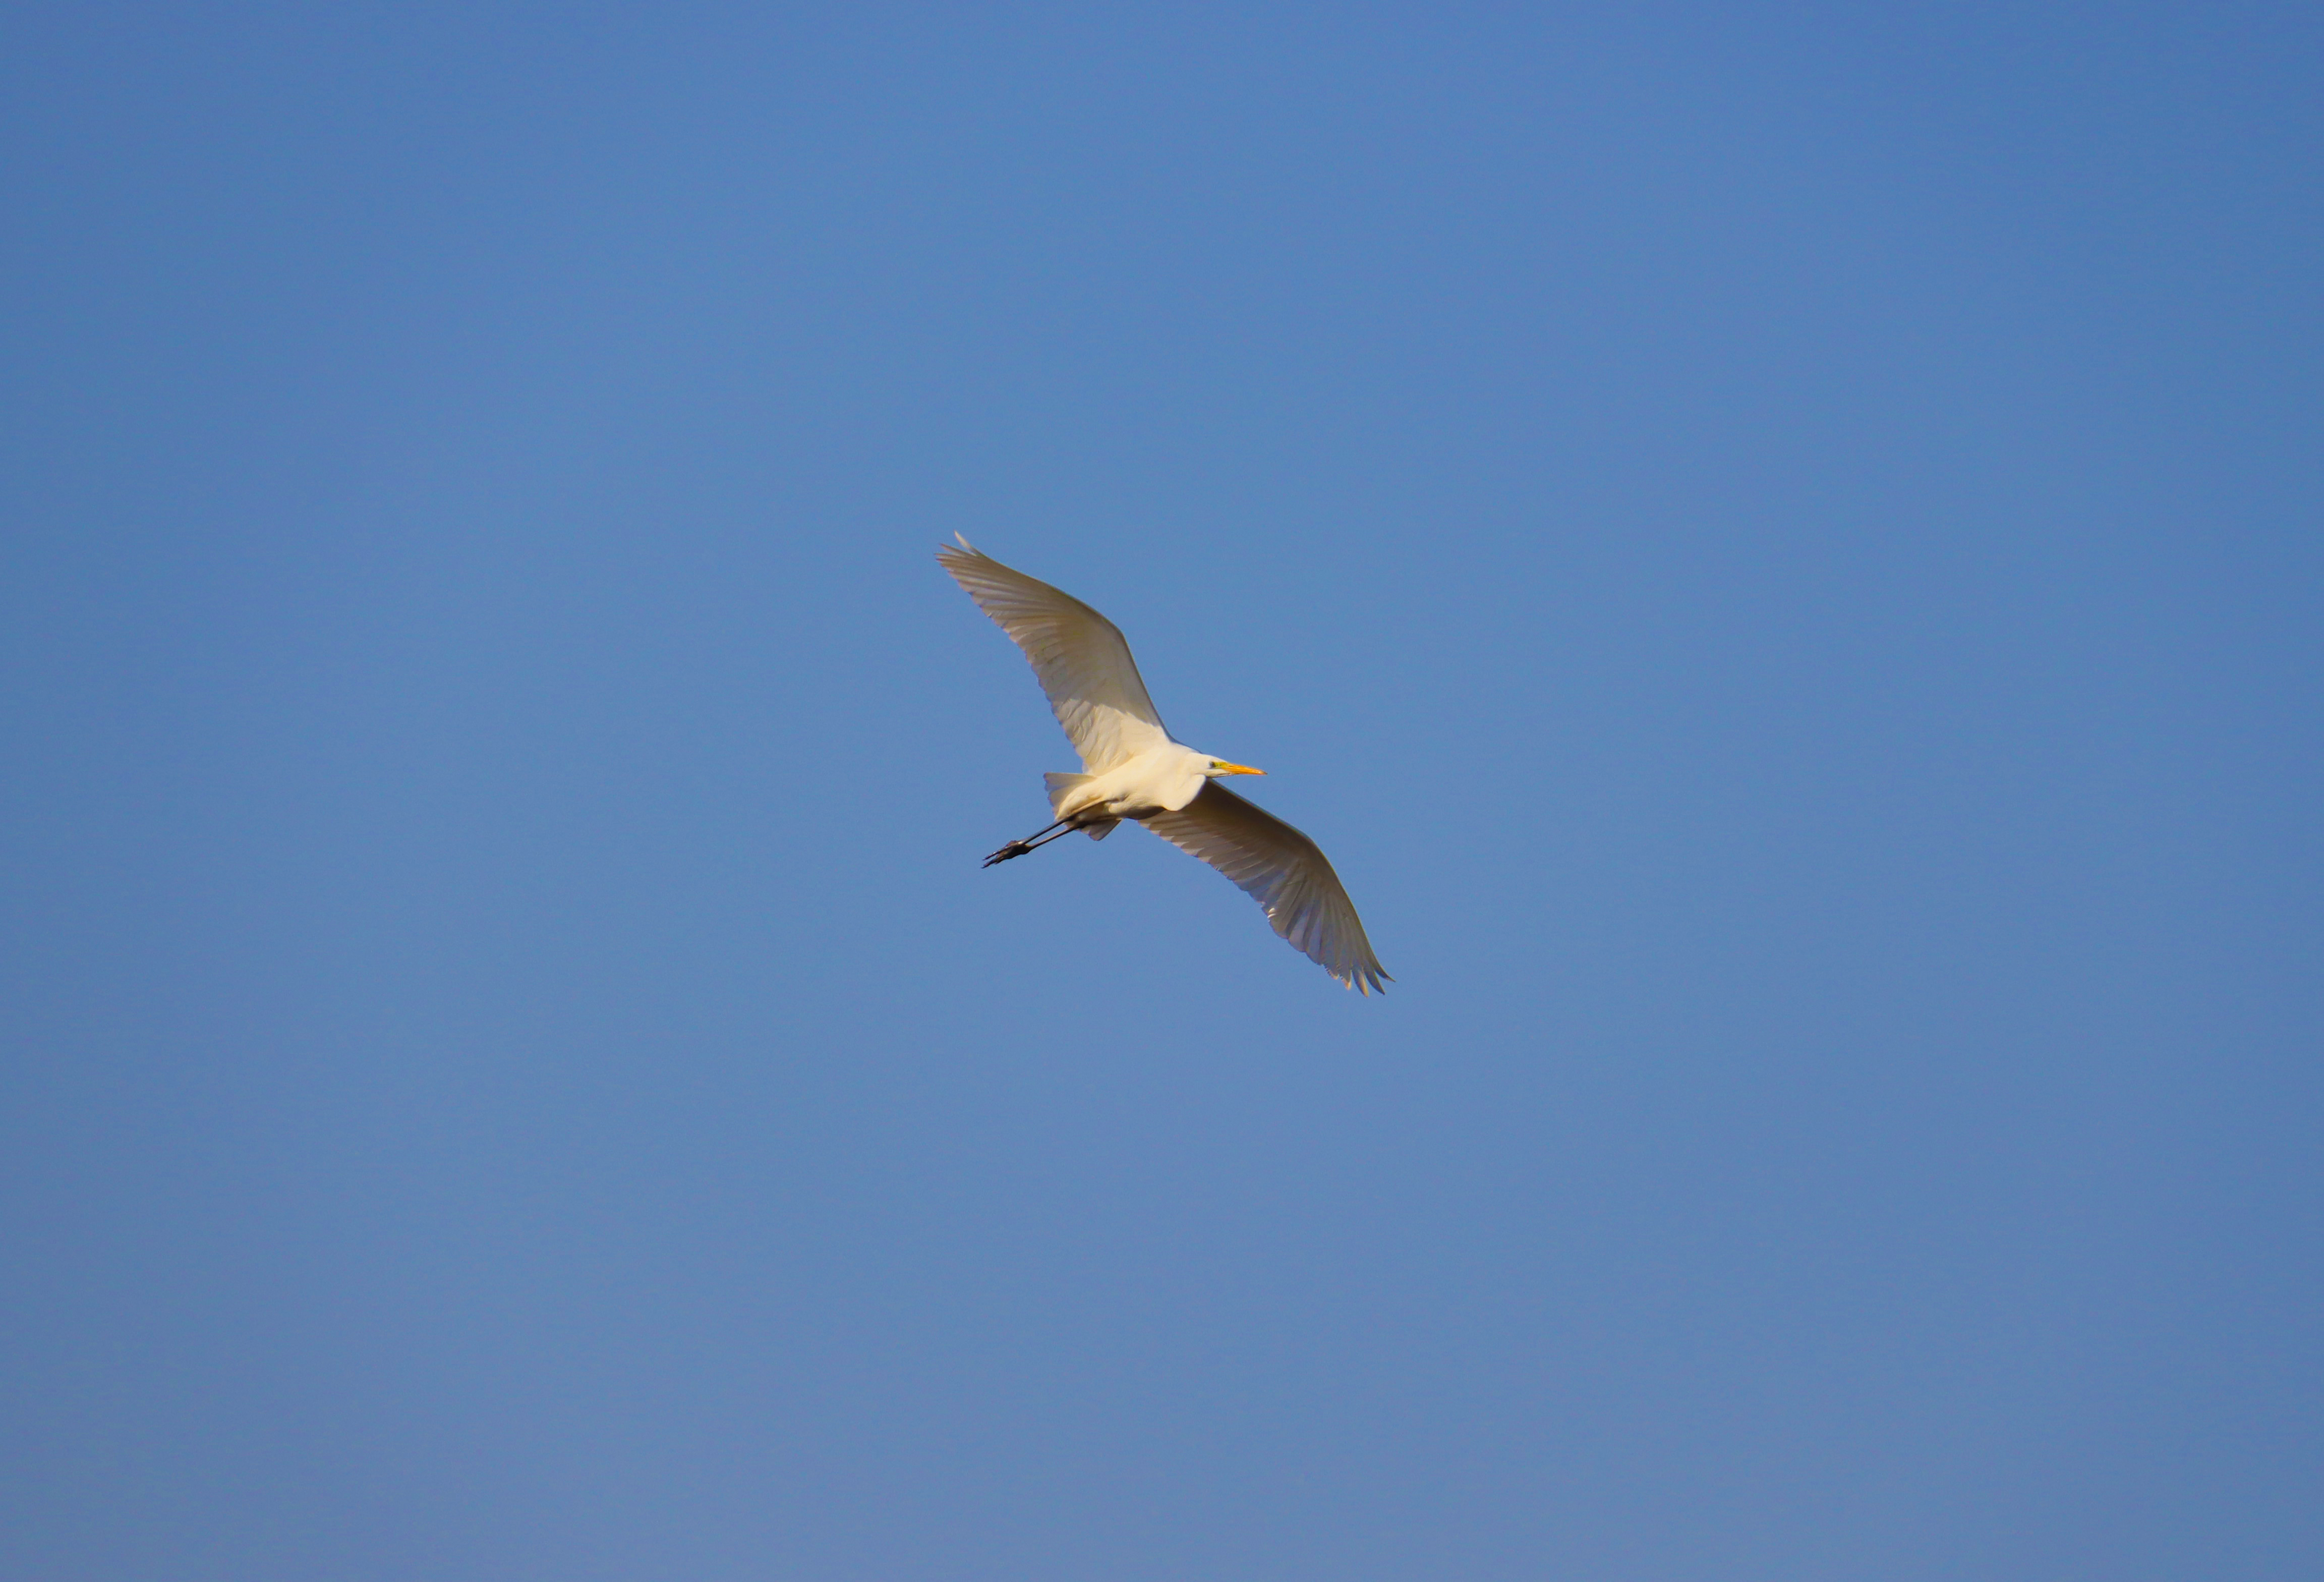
[1141,781,1389,994]
[938,538,1173,773]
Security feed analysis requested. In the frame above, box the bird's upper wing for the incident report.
[1141,781,1389,994]
[938,538,1172,772]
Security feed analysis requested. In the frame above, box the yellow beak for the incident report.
[1214,762,1265,776]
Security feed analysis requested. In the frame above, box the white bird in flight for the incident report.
[940,537,1388,994]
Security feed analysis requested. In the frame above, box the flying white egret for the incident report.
[939,536,1388,994]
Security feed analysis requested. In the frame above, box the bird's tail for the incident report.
[1043,773,1118,840]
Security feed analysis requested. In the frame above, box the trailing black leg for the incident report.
[982,818,1076,867]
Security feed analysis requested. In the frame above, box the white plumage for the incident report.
[940,537,1388,995]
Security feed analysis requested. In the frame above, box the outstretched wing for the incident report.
[1141,781,1389,994]
[938,537,1172,773]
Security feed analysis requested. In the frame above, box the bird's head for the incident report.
[1203,758,1265,778]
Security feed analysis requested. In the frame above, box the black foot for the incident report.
[982,842,1031,867]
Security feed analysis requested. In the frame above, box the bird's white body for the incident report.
[940,536,1388,993]
[1046,743,1215,828]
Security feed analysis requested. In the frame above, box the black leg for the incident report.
[982,818,1078,867]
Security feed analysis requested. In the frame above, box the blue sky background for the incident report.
[4,4,2318,1578]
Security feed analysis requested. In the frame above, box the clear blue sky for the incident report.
[4,4,2318,1578]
